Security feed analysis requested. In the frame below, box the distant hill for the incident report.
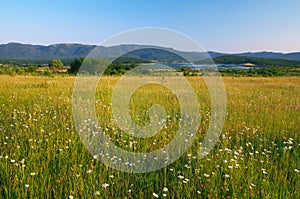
[206,55,300,67]
[0,43,300,64]
[234,51,300,61]
[0,43,97,60]
[0,43,210,62]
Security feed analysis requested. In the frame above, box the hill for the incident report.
[1,43,300,65]
[0,43,209,62]
[206,55,300,67]
[235,51,300,61]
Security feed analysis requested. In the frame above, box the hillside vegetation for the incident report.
[209,55,300,67]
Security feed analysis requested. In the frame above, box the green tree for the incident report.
[25,65,37,73]
[48,59,64,71]
[68,58,85,74]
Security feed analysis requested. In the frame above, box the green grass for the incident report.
[0,75,299,198]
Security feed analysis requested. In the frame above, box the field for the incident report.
[0,75,299,198]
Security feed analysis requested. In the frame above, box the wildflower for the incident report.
[163,187,168,192]
[109,175,114,178]
[225,174,230,178]
[102,183,109,189]
[69,195,74,199]
[295,169,300,173]
[30,172,36,176]
[204,173,210,178]
[178,175,184,179]
[25,184,30,188]
[86,169,92,174]
[153,192,159,198]
[94,191,101,195]
[262,168,267,174]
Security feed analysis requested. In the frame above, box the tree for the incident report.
[25,65,37,73]
[48,59,64,71]
[68,58,85,74]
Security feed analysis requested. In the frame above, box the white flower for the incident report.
[30,172,36,176]
[109,175,114,178]
[262,169,267,174]
[295,169,300,173]
[69,195,74,199]
[25,184,30,188]
[102,183,109,189]
[153,192,159,198]
[86,169,92,174]
[225,174,230,178]
[94,191,100,195]
[163,187,168,192]
[178,175,184,179]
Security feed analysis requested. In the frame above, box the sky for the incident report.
[0,0,300,53]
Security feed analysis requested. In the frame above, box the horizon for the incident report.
[1,1,300,53]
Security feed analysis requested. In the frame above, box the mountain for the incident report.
[234,51,300,61]
[0,43,300,63]
[206,55,300,67]
[0,43,96,60]
[0,43,210,62]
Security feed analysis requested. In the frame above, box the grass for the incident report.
[0,75,299,198]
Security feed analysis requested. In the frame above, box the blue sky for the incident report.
[0,0,299,53]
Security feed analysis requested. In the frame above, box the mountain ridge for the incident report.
[1,42,300,61]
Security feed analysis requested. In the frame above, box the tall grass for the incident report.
[0,75,299,198]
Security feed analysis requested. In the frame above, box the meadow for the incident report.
[0,75,299,198]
